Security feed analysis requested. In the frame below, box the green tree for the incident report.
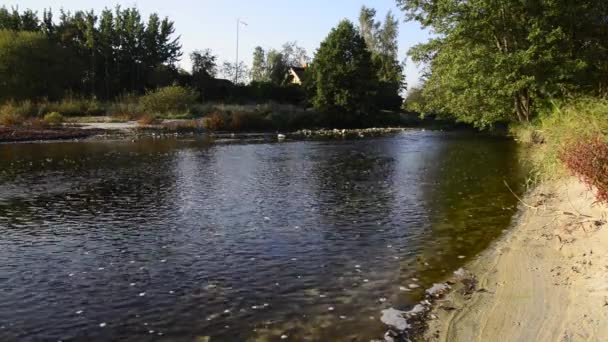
[397,0,608,127]
[251,46,268,82]
[307,20,378,125]
[359,6,380,53]
[221,61,249,85]
[250,43,309,85]
[0,30,71,101]
[358,7,404,109]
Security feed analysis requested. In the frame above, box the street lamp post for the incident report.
[235,18,248,84]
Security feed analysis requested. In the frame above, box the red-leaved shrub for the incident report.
[560,136,608,203]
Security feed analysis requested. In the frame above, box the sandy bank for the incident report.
[426,178,608,342]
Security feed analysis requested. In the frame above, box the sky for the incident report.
[10,0,430,88]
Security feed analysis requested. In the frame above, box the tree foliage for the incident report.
[250,42,310,85]
[358,7,405,109]
[306,20,378,125]
[0,30,74,101]
[397,0,608,127]
[0,6,182,101]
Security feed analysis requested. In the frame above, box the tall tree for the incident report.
[221,61,249,84]
[0,30,75,101]
[397,0,608,127]
[250,42,309,85]
[358,7,405,109]
[251,46,267,82]
[359,6,380,53]
[0,6,183,100]
[191,49,217,78]
[307,20,378,125]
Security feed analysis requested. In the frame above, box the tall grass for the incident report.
[511,97,608,200]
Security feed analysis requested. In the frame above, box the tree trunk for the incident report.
[514,89,531,123]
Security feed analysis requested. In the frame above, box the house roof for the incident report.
[290,66,306,82]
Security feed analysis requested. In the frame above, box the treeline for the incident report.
[399,0,608,128]
[0,5,408,129]
[0,6,181,101]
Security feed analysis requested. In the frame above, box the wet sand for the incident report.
[426,178,608,342]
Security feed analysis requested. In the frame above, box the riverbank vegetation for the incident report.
[0,5,413,132]
[398,0,608,202]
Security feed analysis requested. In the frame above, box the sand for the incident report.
[426,178,608,342]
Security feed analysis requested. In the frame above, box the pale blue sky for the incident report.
[9,0,430,87]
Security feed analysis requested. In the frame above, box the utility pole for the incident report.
[235,18,248,84]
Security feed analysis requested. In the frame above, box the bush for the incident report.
[107,93,144,119]
[140,85,198,114]
[137,114,159,126]
[43,112,64,126]
[0,110,23,126]
[202,112,227,131]
[229,111,270,131]
[50,98,105,116]
[560,136,608,203]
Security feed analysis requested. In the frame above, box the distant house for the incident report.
[288,65,307,85]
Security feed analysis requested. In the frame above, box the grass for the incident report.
[511,97,608,201]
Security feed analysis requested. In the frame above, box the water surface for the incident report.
[0,131,525,341]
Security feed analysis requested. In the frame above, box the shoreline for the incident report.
[422,178,608,341]
[0,125,450,144]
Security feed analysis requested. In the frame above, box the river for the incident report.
[0,131,525,341]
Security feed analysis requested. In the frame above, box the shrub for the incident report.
[512,97,608,180]
[229,111,270,131]
[0,111,22,127]
[560,136,608,203]
[137,114,159,126]
[43,112,64,126]
[202,112,227,131]
[52,98,105,116]
[140,85,198,114]
[107,93,144,119]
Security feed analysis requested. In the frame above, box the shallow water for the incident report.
[0,131,525,341]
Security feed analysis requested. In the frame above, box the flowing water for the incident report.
[0,131,526,341]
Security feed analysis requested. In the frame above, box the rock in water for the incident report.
[380,308,410,331]
[426,283,451,298]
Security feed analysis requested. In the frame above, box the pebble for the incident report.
[328,306,335,311]
[408,284,420,289]
[280,335,288,339]
[139,292,146,297]
[99,323,107,328]
[76,310,83,315]
[458,255,466,259]
[130,283,136,286]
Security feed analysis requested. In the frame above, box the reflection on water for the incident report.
[0,132,525,341]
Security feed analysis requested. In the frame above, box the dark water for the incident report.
[0,131,525,341]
